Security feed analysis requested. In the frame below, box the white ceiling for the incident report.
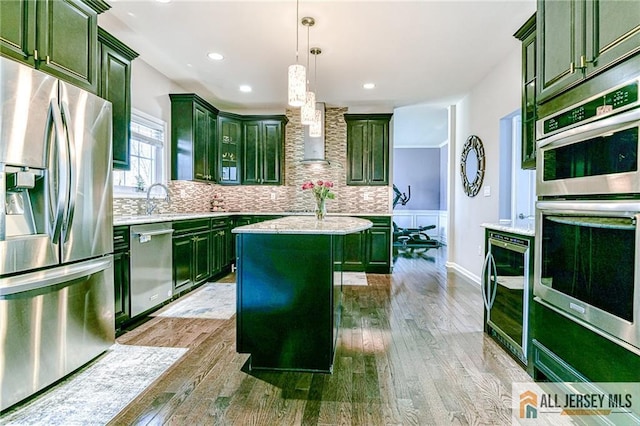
[101,0,535,110]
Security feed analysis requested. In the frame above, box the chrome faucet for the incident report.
[146,183,171,215]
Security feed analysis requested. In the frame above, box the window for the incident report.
[113,110,166,197]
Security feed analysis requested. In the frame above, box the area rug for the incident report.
[0,344,187,426]
[154,283,236,320]
[342,271,368,286]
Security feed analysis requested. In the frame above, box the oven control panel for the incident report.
[542,81,638,135]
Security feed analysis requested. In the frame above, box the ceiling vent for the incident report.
[302,102,329,164]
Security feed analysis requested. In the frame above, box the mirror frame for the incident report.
[460,135,486,197]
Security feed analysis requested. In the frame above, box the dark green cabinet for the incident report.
[341,215,391,273]
[242,117,287,185]
[367,220,392,272]
[98,28,138,170]
[345,114,391,186]
[514,14,536,170]
[0,0,35,64]
[532,301,640,383]
[537,0,640,102]
[0,0,109,93]
[343,231,367,271]
[210,218,229,276]
[218,113,242,184]
[170,94,219,183]
[172,219,211,295]
[113,226,130,332]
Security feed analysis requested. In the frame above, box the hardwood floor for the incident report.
[110,248,533,425]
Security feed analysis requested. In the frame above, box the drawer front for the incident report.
[172,219,210,235]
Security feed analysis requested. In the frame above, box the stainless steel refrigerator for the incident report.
[0,57,114,411]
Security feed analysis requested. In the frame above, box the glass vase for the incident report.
[315,197,327,220]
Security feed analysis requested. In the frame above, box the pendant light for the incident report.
[309,47,323,138]
[300,17,316,125]
[287,0,306,107]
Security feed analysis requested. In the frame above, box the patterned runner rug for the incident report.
[342,271,368,286]
[154,283,236,319]
[1,344,187,426]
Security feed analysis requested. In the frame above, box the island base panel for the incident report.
[236,233,342,373]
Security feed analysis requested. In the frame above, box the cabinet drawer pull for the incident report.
[114,235,125,241]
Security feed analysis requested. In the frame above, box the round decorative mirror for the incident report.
[460,135,485,197]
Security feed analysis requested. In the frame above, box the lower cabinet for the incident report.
[113,226,130,332]
[210,218,229,276]
[341,215,392,273]
[172,219,211,296]
[531,300,640,382]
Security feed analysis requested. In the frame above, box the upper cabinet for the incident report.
[537,0,640,103]
[0,0,110,93]
[345,114,392,186]
[242,116,287,185]
[98,28,138,170]
[514,14,536,170]
[170,94,219,183]
[218,113,243,185]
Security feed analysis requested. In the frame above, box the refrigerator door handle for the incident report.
[46,99,67,243]
[0,257,112,297]
[60,100,76,242]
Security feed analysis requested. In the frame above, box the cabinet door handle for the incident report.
[34,49,39,61]
[569,61,575,74]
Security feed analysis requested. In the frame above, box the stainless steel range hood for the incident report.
[302,102,329,164]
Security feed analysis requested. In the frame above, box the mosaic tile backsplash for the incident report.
[113,107,391,216]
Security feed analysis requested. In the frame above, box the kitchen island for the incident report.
[232,216,372,372]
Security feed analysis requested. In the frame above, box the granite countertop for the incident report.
[232,216,373,235]
[113,211,390,226]
[481,222,535,237]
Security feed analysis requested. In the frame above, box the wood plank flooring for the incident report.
[110,248,533,425]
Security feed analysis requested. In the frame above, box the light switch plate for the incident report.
[483,186,491,197]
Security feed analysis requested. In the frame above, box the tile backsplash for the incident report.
[113,106,390,216]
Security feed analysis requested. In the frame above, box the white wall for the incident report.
[447,45,522,284]
[130,59,185,125]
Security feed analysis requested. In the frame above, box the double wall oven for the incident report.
[534,75,640,353]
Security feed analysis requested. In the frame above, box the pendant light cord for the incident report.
[306,21,311,88]
[295,0,300,63]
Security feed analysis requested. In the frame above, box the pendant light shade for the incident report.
[288,64,306,107]
[301,91,316,124]
[309,108,322,137]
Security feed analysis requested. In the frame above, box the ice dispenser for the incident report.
[0,164,55,275]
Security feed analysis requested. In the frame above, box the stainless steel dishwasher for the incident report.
[130,222,174,317]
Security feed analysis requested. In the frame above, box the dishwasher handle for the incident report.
[132,229,175,238]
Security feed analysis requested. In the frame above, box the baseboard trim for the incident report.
[446,262,480,287]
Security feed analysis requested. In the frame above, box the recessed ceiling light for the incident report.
[207,52,224,61]
[239,85,252,93]
[127,11,136,17]
[186,63,193,68]
[156,0,171,3]
[363,83,376,90]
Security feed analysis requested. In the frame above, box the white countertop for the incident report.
[481,222,535,237]
[232,216,373,235]
[113,211,390,226]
